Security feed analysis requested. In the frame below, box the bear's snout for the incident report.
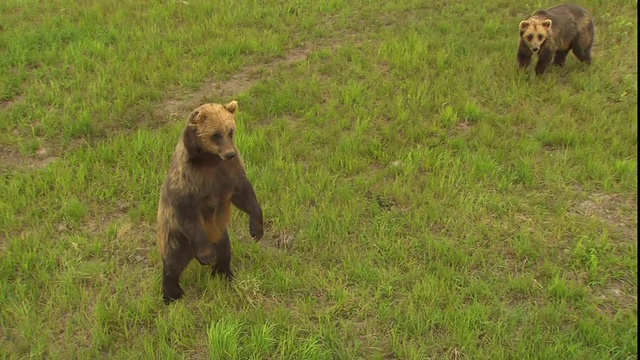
[222,151,237,160]
[531,46,540,53]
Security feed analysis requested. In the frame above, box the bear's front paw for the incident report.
[249,218,263,241]
[163,286,184,305]
[213,268,235,281]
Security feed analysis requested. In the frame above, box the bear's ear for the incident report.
[519,21,530,31]
[541,19,552,28]
[183,124,200,151]
[188,110,201,124]
[224,100,238,114]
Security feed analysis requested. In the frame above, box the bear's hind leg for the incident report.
[553,50,569,66]
[162,242,194,304]
[211,232,234,281]
[571,39,593,63]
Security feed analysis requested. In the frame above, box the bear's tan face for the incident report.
[519,19,552,53]
[188,101,239,160]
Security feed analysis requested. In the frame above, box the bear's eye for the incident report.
[538,34,544,40]
[212,132,223,142]
[228,129,235,138]
[527,34,534,41]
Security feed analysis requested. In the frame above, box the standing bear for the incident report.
[517,4,595,75]
[156,100,264,304]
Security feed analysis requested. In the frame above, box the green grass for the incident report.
[0,0,637,359]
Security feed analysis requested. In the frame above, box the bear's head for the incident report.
[519,18,552,53]
[184,101,239,161]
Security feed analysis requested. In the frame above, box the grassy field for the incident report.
[0,0,637,358]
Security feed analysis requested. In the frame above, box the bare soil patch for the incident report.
[573,190,638,241]
[0,93,25,111]
[595,279,638,317]
[0,145,59,172]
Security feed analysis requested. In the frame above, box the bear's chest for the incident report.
[198,172,235,213]
[201,168,235,195]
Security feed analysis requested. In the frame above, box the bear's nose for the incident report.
[223,151,237,160]
[532,47,539,53]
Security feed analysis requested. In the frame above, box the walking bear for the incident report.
[156,100,263,304]
[517,4,595,75]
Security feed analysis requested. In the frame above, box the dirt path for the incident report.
[153,42,323,124]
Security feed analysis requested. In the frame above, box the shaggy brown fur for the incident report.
[517,4,595,75]
[156,101,263,304]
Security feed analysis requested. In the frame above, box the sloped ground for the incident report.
[0,1,637,358]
